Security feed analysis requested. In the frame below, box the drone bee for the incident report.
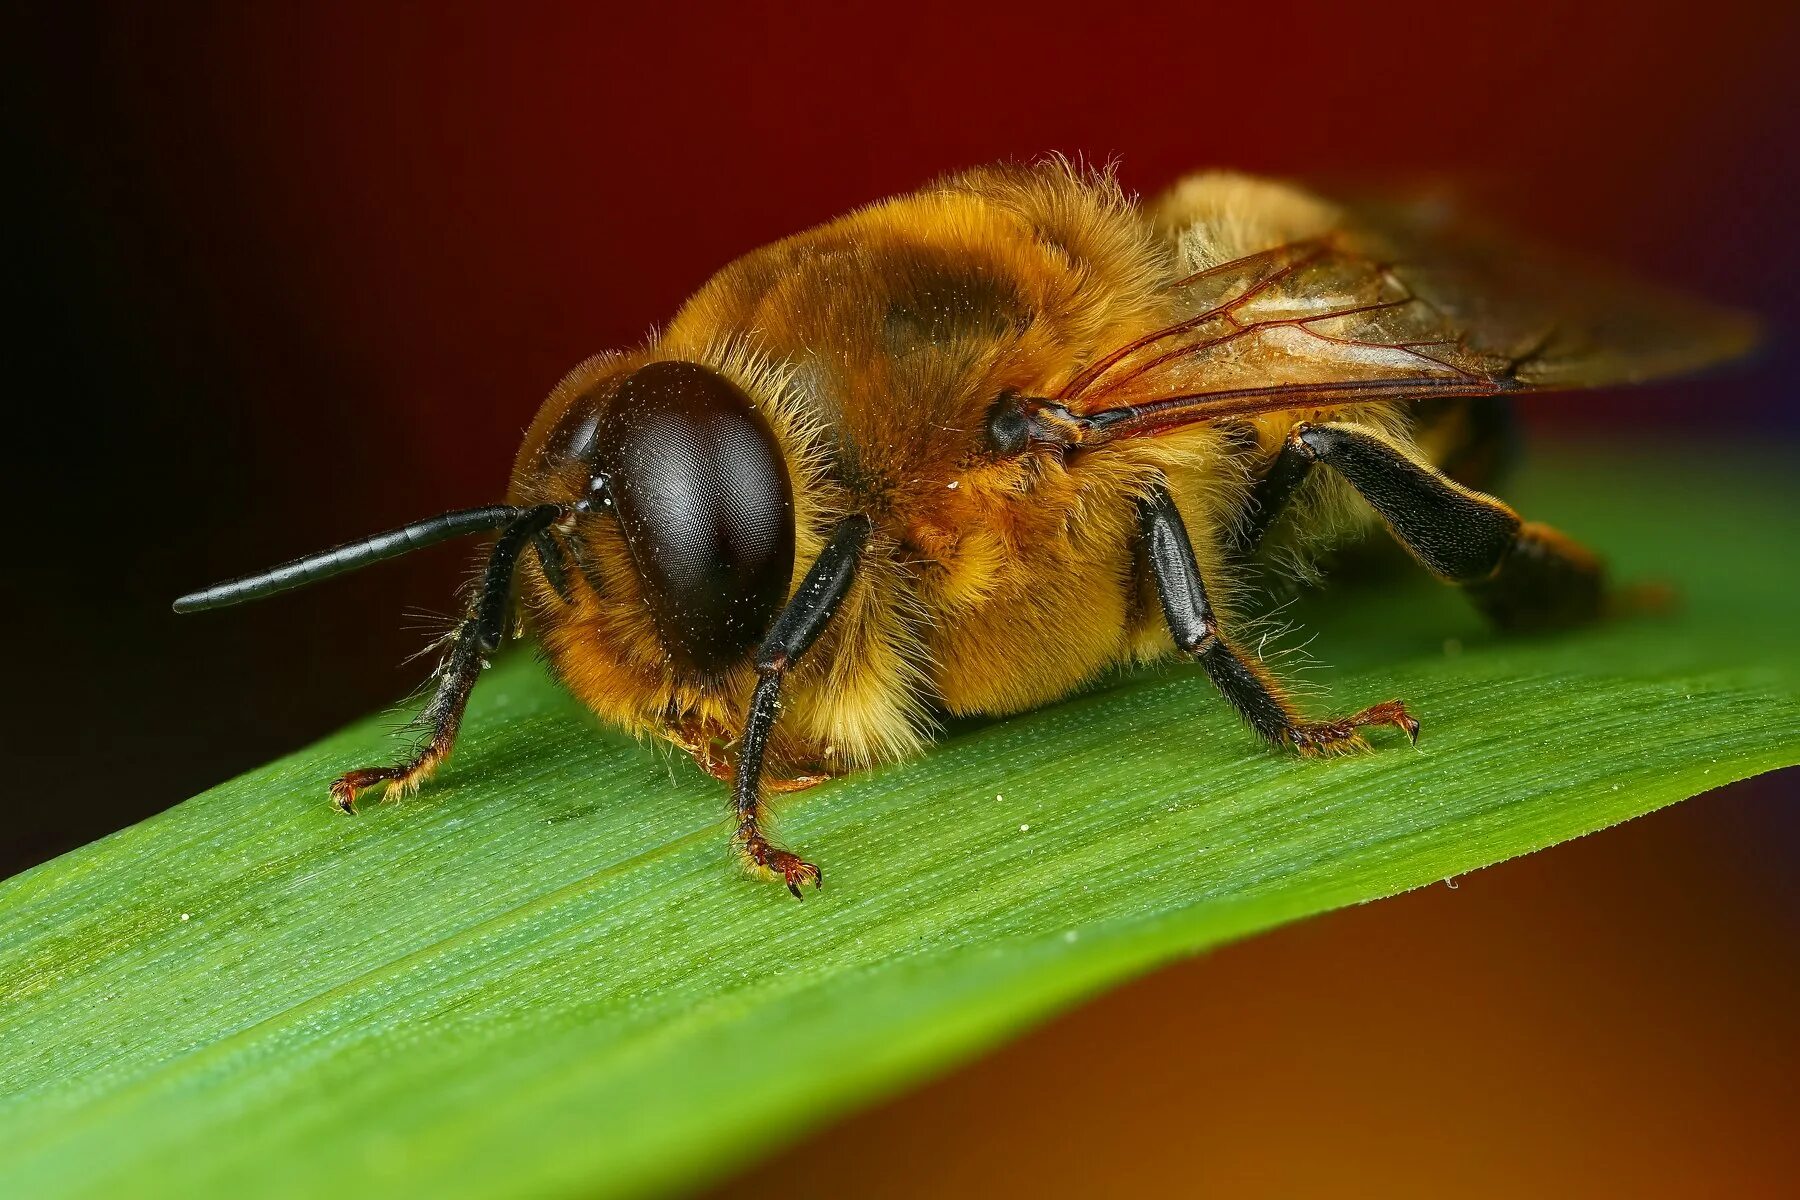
[176,160,1752,897]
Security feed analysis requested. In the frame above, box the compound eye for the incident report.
[598,361,796,677]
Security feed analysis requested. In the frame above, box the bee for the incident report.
[176,159,1752,897]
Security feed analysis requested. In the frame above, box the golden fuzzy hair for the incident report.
[508,161,1423,775]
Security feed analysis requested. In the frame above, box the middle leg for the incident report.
[1139,484,1418,754]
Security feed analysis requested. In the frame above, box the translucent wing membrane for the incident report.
[1061,201,1757,436]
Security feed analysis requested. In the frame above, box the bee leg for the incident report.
[531,529,577,606]
[671,717,832,792]
[329,620,483,812]
[764,768,833,793]
[732,515,872,897]
[669,716,733,782]
[698,751,832,794]
[1282,422,1614,631]
[329,504,564,812]
[1231,401,1521,559]
[1140,484,1418,755]
[1230,430,1317,556]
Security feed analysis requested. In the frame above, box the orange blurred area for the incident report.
[723,772,1799,1197]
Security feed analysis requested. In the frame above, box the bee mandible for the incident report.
[176,160,1752,897]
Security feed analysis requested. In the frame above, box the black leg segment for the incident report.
[1292,423,1520,582]
[473,506,565,650]
[1142,487,1292,744]
[329,503,564,812]
[1229,434,1315,557]
[531,529,577,606]
[1140,484,1418,754]
[733,514,873,897]
[1286,422,1609,629]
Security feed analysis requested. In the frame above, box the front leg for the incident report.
[732,515,872,897]
[670,716,831,794]
[1139,484,1418,754]
[330,505,566,811]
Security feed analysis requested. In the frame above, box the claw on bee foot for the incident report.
[741,834,823,899]
[330,769,387,815]
[1289,700,1419,756]
[328,749,445,815]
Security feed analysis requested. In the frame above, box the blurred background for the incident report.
[4,1,1795,1194]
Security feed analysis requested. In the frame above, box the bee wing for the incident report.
[1066,198,1757,432]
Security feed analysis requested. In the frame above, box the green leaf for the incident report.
[3,449,1796,1200]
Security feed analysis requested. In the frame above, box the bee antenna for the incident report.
[172,505,528,613]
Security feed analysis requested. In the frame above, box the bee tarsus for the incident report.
[740,836,823,900]
[1287,702,1422,757]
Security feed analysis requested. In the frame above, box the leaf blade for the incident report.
[3,448,1797,1199]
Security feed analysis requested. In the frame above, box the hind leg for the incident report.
[1252,421,1615,631]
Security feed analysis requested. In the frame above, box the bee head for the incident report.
[564,360,796,679]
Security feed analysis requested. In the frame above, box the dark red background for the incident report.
[6,2,1797,1193]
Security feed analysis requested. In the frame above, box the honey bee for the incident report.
[176,159,1752,897]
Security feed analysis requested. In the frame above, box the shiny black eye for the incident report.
[597,361,795,678]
